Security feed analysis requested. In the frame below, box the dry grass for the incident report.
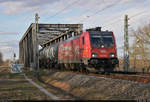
[0,66,10,73]
[118,59,150,72]
[38,70,150,100]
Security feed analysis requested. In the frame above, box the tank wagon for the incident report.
[39,27,119,72]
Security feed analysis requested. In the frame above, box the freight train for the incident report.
[39,27,119,73]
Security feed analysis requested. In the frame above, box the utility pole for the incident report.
[123,15,130,72]
[35,13,40,78]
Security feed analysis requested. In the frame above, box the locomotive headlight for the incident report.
[92,53,98,58]
[110,53,115,58]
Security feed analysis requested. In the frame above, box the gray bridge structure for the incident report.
[19,23,83,70]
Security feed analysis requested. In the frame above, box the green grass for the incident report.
[0,72,24,79]
[0,70,51,100]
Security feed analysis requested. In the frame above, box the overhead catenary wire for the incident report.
[130,9,150,19]
[44,0,80,20]
[103,18,123,28]
[79,0,149,28]
[79,0,122,23]
[41,0,149,29]
[103,8,150,28]
[41,0,150,26]
[76,0,106,23]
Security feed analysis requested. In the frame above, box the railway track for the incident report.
[44,69,150,84]
[97,73,150,84]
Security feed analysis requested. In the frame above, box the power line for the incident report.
[97,11,149,29]
[130,9,149,19]
[41,0,149,29]
[103,18,123,28]
[79,0,122,23]
[77,1,106,23]
[103,1,150,27]
[90,1,121,18]
[79,0,149,28]
[129,0,149,19]
[44,0,80,20]
[102,9,150,28]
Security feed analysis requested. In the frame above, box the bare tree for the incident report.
[3,59,11,66]
[0,52,3,66]
[130,24,150,72]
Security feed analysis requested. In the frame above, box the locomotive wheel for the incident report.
[85,67,89,74]
[79,64,83,72]
[70,64,73,71]
[69,64,73,71]
[54,64,59,70]
[83,66,89,74]
[74,63,78,72]
[64,64,68,70]
[66,64,71,71]
[76,64,80,72]
[60,64,65,71]
[103,66,114,73]
[81,64,87,74]
[70,63,77,72]
[79,63,87,73]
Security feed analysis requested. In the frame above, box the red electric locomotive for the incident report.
[58,27,119,72]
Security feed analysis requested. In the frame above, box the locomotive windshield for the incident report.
[90,32,114,48]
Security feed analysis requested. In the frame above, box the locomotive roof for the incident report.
[86,27,113,35]
[88,30,113,36]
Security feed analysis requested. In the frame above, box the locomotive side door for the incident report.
[80,35,85,58]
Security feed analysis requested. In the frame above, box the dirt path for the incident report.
[22,73,60,100]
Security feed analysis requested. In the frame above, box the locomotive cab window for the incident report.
[90,32,114,48]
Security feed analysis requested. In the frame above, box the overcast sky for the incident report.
[0,0,150,60]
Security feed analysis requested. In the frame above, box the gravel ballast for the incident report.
[41,71,150,100]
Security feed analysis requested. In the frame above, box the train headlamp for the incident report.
[110,53,115,58]
[92,53,98,58]
[101,45,104,48]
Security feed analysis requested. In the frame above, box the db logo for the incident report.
[100,50,106,53]
[100,54,107,57]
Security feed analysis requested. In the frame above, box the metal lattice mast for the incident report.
[123,15,130,72]
[35,13,40,77]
